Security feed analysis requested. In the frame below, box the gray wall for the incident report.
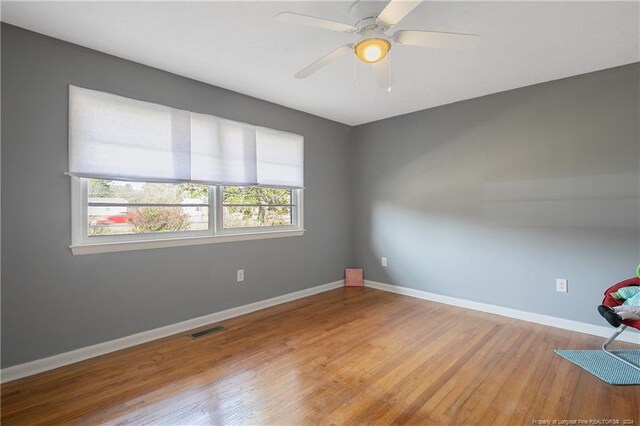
[1,24,354,368]
[352,63,640,326]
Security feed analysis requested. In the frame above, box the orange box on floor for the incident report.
[345,268,364,287]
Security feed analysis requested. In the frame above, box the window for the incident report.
[72,178,303,253]
[86,179,210,238]
[69,86,304,255]
[219,186,297,231]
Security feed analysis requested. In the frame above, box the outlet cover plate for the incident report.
[556,278,568,293]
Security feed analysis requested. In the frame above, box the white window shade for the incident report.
[69,86,304,187]
[190,113,257,185]
[256,128,304,188]
[69,86,191,183]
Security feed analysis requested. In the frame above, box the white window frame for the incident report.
[215,186,301,236]
[70,177,304,255]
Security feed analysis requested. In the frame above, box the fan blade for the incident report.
[294,44,354,79]
[276,12,355,33]
[394,30,480,51]
[372,56,396,89]
[377,0,422,28]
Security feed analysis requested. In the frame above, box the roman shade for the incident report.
[68,86,304,188]
[256,127,304,188]
[190,112,258,185]
[69,86,191,183]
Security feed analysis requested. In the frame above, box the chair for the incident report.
[601,277,640,372]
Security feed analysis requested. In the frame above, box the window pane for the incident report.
[222,186,294,229]
[223,206,292,229]
[89,179,208,204]
[222,186,291,205]
[88,179,209,236]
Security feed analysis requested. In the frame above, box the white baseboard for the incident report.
[365,280,640,345]
[1,280,344,384]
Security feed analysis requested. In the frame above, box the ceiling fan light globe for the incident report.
[364,45,382,62]
[354,38,391,63]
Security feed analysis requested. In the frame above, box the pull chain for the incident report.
[353,53,357,88]
[387,51,392,93]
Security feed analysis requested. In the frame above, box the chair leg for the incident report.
[602,325,640,372]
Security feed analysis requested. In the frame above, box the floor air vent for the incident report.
[189,325,226,340]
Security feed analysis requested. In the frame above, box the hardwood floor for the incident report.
[2,287,639,425]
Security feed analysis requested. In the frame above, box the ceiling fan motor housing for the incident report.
[349,0,389,34]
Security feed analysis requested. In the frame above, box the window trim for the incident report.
[70,177,304,255]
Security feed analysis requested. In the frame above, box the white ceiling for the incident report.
[2,1,639,126]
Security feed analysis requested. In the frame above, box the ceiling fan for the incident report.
[276,0,479,91]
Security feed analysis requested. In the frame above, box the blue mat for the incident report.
[555,350,640,385]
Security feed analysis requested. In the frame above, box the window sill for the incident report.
[70,229,305,255]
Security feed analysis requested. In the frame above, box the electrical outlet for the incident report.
[556,278,568,293]
[381,257,387,267]
[237,269,244,282]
